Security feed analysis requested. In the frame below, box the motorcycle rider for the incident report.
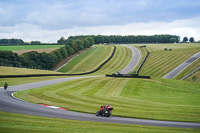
[100,104,110,114]
[96,104,113,117]
[4,82,8,90]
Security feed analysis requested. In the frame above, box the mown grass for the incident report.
[175,58,200,80]
[185,71,200,82]
[59,45,132,75]
[0,66,63,76]
[0,66,73,87]
[15,76,200,122]
[1,111,198,133]
[137,43,200,78]
[58,45,114,73]
[0,76,70,87]
[0,45,64,51]
[92,45,132,75]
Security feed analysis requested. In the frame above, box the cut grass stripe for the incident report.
[59,45,114,73]
[15,76,200,122]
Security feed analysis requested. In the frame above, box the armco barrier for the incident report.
[181,67,200,80]
[106,74,150,79]
[0,46,116,78]
[136,51,149,74]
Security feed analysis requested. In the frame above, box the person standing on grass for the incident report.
[4,82,8,90]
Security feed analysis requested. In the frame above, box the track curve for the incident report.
[119,45,141,74]
[0,76,200,129]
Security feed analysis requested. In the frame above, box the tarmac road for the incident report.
[119,46,141,74]
[162,52,200,79]
[0,76,200,129]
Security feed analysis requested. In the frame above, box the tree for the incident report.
[189,37,194,43]
[59,47,68,58]
[31,41,41,44]
[183,37,188,42]
[57,36,66,45]
[169,38,177,43]
[65,45,74,55]
[86,37,95,46]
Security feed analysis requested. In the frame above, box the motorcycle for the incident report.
[96,105,113,117]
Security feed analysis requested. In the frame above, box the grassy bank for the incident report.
[0,76,71,87]
[175,58,200,80]
[185,70,200,82]
[0,111,199,133]
[136,43,200,78]
[93,45,132,75]
[58,45,133,75]
[15,76,200,122]
[58,45,114,73]
[0,66,63,76]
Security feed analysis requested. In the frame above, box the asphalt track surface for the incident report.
[0,76,200,129]
[162,52,200,79]
[119,45,141,74]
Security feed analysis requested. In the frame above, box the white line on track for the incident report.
[11,92,28,103]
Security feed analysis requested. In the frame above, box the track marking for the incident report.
[11,92,28,102]
[39,104,68,110]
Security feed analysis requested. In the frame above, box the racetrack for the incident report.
[162,52,200,79]
[1,47,200,129]
[0,76,200,129]
[119,46,141,74]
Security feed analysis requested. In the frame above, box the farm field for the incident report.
[1,111,198,133]
[0,45,64,51]
[133,43,200,78]
[0,45,64,54]
[15,76,200,123]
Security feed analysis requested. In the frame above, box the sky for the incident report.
[0,0,200,43]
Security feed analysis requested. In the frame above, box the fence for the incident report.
[136,51,149,74]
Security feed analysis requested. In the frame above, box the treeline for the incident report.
[0,37,94,70]
[0,39,58,46]
[67,35,180,44]
[0,39,24,45]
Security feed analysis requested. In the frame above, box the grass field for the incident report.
[2,43,200,132]
[185,70,200,82]
[0,45,64,51]
[59,45,132,75]
[15,76,200,122]
[175,58,200,80]
[58,45,114,73]
[92,45,132,75]
[0,76,70,87]
[1,111,198,133]
[0,66,68,87]
[0,66,63,76]
[136,43,200,78]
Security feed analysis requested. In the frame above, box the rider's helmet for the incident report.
[107,104,110,107]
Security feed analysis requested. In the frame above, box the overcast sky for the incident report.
[0,0,200,43]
